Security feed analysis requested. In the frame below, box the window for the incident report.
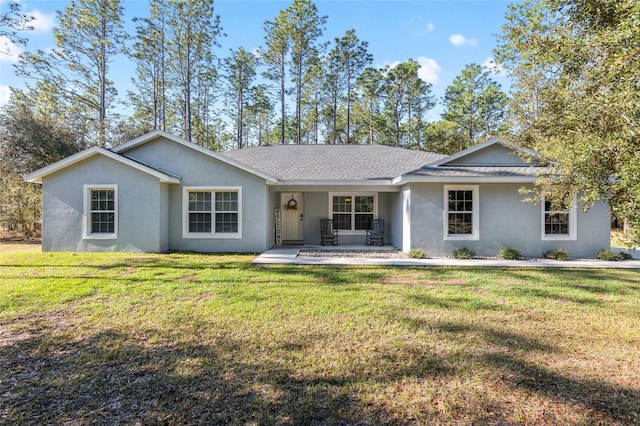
[329,193,376,232]
[444,185,478,240]
[542,197,576,240]
[84,185,117,239]
[183,187,241,238]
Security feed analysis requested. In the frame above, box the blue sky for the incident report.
[0,0,515,118]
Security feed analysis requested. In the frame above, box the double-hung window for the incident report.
[183,187,241,238]
[542,197,576,240]
[329,193,376,232]
[444,185,479,240]
[84,185,117,239]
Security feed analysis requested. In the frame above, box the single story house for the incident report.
[25,130,610,258]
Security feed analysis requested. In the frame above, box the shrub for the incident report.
[544,248,570,261]
[498,247,521,260]
[452,247,475,259]
[596,249,631,261]
[407,248,426,259]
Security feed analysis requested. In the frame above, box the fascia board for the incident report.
[392,175,539,184]
[273,179,395,186]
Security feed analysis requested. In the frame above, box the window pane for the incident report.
[91,190,114,211]
[215,191,238,212]
[545,213,569,235]
[332,196,352,213]
[189,192,211,212]
[448,190,472,212]
[333,213,351,230]
[215,212,238,233]
[91,212,114,233]
[355,213,373,230]
[448,213,473,235]
[355,196,373,213]
[189,212,211,233]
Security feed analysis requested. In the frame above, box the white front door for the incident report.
[281,192,304,243]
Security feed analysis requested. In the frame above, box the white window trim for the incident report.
[182,186,242,239]
[541,196,577,241]
[443,185,479,241]
[83,184,118,240]
[328,192,378,235]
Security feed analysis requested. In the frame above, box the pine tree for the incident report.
[442,63,508,146]
[224,47,257,149]
[381,60,433,148]
[130,0,171,131]
[355,66,383,145]
[285,0,327,144]
[261,10,289,145]
[166,0,221,144]
[15,0,126,147]
[330,29,372,144]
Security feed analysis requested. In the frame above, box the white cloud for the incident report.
[409,16,435,37]
[0,85,12,107]
[449,34,478,47]
[0,35,24,63]
[417,57,441,84]
[482,57,507,76]
[30,9,55,32]
[449,34,466,46]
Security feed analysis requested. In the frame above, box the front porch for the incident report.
[271,189,401,247]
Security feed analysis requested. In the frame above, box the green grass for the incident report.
[1,244,639,424]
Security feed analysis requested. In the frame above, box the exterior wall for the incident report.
[125,137,270,252]
[266,186,277,247]
[302,191,327,245]
[409,182,610,259]
[449,144,527,165]
[41,155,165,252]
[388,191,405,250]
[159,183,170,252]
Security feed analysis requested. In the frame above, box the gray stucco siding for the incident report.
[389,191,403,249]
[125,136,270,252]
[408,183,610,258]
[449,144,527,165]
[41,155,166,252]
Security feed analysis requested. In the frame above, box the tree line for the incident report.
[2,0,508,153]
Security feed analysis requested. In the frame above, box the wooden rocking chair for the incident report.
[320,219,338,246]
[366,219,384,246]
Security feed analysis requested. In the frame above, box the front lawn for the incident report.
[1,246,639,424]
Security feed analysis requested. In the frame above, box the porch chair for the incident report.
[320,219,338,246]
[366,219,384,246]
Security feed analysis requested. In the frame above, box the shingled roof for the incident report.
[404,165,543,178]
[222,144,446,182]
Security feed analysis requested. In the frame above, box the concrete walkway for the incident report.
[252,246,640,268]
